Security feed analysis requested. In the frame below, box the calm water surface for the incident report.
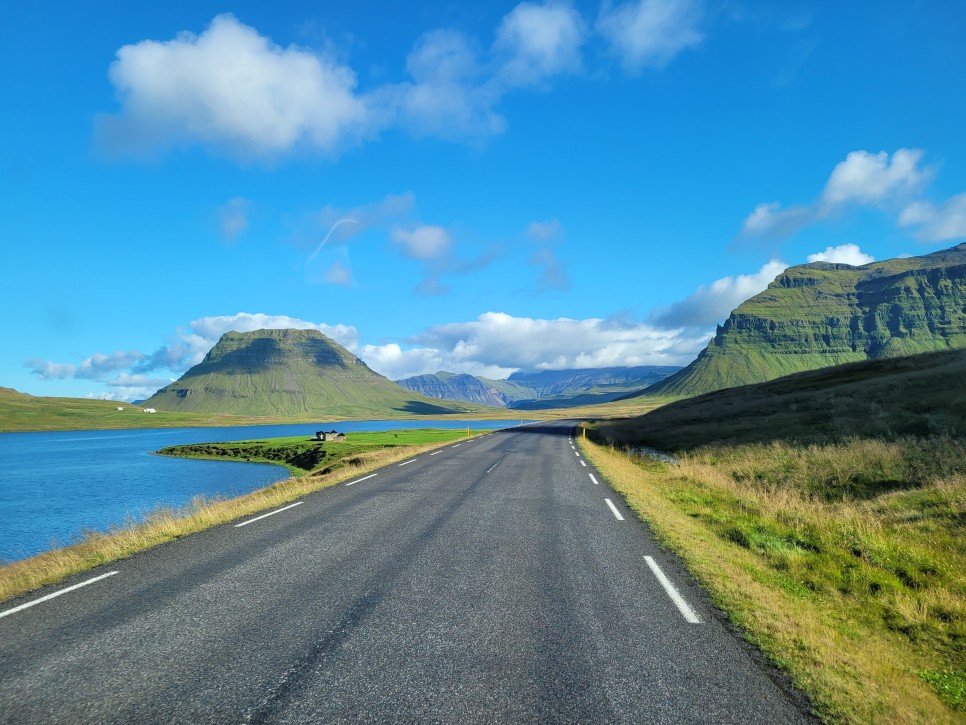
[0,419,519,562]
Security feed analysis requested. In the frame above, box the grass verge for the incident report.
[0,429,487,605]
[579,435,964,724]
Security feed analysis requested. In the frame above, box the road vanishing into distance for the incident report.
[0,421,809,723]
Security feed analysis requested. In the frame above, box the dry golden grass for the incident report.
[0,437,472,604]
[580,436,964,724]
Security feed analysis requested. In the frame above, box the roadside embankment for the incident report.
[579,433,964,723]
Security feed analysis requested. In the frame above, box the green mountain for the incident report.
[641,243,966,398]
[144,328,481,417]
[395,366,680,409]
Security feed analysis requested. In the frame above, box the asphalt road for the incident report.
[0,421,810,723]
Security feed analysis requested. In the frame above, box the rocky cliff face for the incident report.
[396,373,512,407]
[647,244,966,398]
[396,366,681,408]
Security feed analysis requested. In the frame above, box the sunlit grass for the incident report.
[580,434,964,723]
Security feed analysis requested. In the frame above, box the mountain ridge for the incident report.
[637,243,966,399]
[396,365,681,408]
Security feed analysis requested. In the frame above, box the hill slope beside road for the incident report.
[0,422,808,723]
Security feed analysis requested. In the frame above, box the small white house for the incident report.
[116,406,124,411]
[143,408,157,413]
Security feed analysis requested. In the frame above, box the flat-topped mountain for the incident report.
[640,243,966,398]
[143,328,478,417]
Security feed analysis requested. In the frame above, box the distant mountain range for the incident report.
[143,329,482,417]
[634,243,966,399]
[396,366,681,409]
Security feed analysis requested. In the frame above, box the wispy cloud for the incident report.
[219,197,251,242]
[899,191,966,242]
[596,0,704,72]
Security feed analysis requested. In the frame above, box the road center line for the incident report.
[345,473,378,487]
[580,460,587,467]
[644,556,702,624]
[235,502,303,527]
[589,474,599,485]
[0,571,119,620]
[604,498,625,521]
[486,459,501,474]
[398,459,416,467]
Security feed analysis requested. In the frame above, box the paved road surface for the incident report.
[0,421,809,723]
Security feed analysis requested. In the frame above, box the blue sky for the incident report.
[2,1,965,401]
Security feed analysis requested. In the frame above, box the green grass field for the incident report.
[157,429,477,476]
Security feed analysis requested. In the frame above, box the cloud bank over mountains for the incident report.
[27,242,880,400]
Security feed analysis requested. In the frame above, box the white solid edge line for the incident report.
[235,501,303,527]
[589,474,599,485]
[605,498,625,521]
[345,473,378,487]
[580,460,587,467]
[644,556,702,624]
[430,451,442,456]
[0,571,119,620]
[398,459,416,467]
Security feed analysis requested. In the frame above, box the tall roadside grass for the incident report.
[580,434,965,724]
[0,437,472,605]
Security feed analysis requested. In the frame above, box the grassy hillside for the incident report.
[586,348,966,721]
[601,348,966,450]
[144,329,488,418]
[643,243,966,398]
[0,387,268,432]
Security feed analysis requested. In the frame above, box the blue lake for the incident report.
[0,419,521,562]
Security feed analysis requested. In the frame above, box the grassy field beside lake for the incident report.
[156,428,477,477]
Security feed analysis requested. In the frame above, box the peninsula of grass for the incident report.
[156,428,475,477]
[0,428,487,605]
[583,351,966,723]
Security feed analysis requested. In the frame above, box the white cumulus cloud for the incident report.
[806,243,875,265]
[97,14,376,160]
[652,259,788,329]
[597,0,703,72]
[819,149,932,210]
[390,224,454,259]
[495,2,585,86]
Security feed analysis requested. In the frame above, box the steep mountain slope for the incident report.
[144,329,479,417]
[395,366,681,408]
[641,243,966,398]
